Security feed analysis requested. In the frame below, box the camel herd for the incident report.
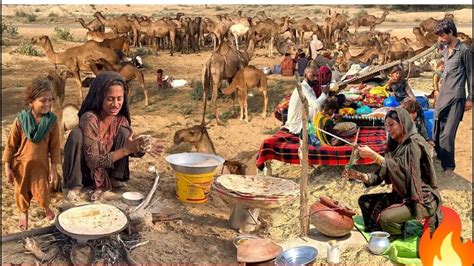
[29,9,472,124]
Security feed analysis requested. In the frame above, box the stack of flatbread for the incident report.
[213,175,299,209]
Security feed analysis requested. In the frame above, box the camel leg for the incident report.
[261,86,268,118]
[212,34,217,51]
[212,78,222,125]
[72,71,83,102]
[244,92,249,123]
[238,92,244,121]
[234,33,239,50]
[268,37,274,57]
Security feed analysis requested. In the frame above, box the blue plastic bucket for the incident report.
[424,109,434,139]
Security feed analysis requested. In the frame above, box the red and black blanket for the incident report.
[256,126,387,170]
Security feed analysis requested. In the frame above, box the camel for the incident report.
[221,65,268,122]
[382,38,416,64]
[412,26,437,48]
[93,12,132,35]
[31,35,118,101]
[46,69,73,112]
[336,41,384,66]
[85,58,148,106]
[202,37,256,125]
[293,17,325,45]
[131,18,177,56]
[188,17,202,52]
[248,16,290,57]
[76,17,104,32]
[325,13,350,43]
[173,123,258,175]
[228,22,250,50]
[337,30,383,47]
[86,30,117,42]
[89,36,130,56]
[458,32,472,46]
[352,10,389,33]
[203,17,232,51]
[419,13,454,35]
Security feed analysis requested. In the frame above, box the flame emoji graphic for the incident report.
[419,206,474,266]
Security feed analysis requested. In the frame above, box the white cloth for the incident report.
[310,35,324,59]
[284,80,327,134]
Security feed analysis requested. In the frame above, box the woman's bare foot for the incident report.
[90,190,105,201]
[19,212,28,230]
[45,208,55,221]
[66,189,81,201]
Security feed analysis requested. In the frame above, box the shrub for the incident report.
[313,8,323,15]
[215,6,224,11]
[354,9,368,18]
[48,12,58,18]
[34,8,41,12]
[2,23,19,37]
[26,14,37,22]
[263,126,280,135]
[15,10,28,17]
[190,81,205,101]
[133,47,153,57]
[17,41,40,56]
[54,27,74,41]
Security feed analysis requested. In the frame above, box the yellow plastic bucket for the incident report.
[175,170,216,203]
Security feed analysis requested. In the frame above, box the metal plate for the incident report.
[55,204,129,243]
[165,152,225,174]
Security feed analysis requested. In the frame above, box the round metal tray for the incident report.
[55,204,129,244]
[166,152,225,174]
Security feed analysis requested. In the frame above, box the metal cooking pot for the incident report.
[165,152,225,174]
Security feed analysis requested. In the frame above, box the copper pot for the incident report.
[310,196,355,237]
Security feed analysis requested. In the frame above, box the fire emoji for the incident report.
[419,206,474,265]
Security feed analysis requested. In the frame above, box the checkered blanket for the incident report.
[256,126,387,169]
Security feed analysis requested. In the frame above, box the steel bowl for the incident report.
[165,152,225,174]
[122,192,144,206]
[275,246,318,265]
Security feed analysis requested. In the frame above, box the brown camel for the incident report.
[76,17,104,32]
[173,124,258,175]
[458,32,472,46]
[202,37,256,125]
[221,65,268,122]
[85,58,148,106]
[382,38,416,64]
[419,13,454,35]
[294,17,325,45]
[86,30,117,42]
[412,26,437,48]
[31,35,118,101]
[203,17,232,51]
[248,16,290,57]
[325,13,350,43]
[338,30,383,47]
[131,18,177,56]
[90,36,131,56]
[352,10,389,33]
[337,41,384,66]
[93,11,132,35]
[47,69,73,112]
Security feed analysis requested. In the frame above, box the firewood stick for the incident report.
[295,73,310,237]
[132,166,160,213]
[2,225,56,244]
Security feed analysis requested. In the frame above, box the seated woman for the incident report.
[386,66,415,103]
[342,108,442,237]
[62,71,163,201]
[280,53,296,76]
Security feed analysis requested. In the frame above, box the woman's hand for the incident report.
[342,168,368,182]
[357,145,378,160]
[5,164,14,184]
[124,134,146,155]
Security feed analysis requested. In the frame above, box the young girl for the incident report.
[3,77,60,230]
[386,66,415,103]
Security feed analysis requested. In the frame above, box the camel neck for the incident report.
[195,131,217,154]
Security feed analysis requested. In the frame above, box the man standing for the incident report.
[433,18,472,176]
[284,66,329,135]
[309,34,324,60]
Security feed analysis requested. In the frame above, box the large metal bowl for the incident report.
[275,246,318,265]
[165,152,225,174]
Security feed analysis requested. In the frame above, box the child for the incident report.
[312,97,339,145]
[401,99,434,147]
[3,77,60,230]
[386,66,415,103]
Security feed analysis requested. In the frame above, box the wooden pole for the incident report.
[294,73,310,237]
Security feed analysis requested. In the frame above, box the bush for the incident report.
[15,10,28,17]
[26,14,37,22]
[387,5,468,12]
[215,6,224,11]
[133,47,153,57]
[48,12,58,18]
[190,81,205,101]
[17,41,40,56]
[34,8,41,12]
[354,9,368,18]
[2,23,19,37]
[54,27,74,41]
[313,8,323,15]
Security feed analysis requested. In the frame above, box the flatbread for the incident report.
[216,175,299,197]
[58,204,128,236]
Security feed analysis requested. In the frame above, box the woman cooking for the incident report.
[342,108,442,237]
[62,71,163,201]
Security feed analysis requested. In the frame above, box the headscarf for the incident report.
[78,71,131,124]
[383,108,439,219]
